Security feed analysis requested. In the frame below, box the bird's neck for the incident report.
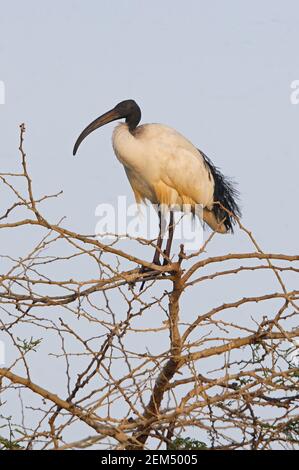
[112,124,142,169]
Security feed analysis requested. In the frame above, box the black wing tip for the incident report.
[199,148,241,232]
[216,178,241,233]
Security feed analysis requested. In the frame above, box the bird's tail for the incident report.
[199,149,241,233]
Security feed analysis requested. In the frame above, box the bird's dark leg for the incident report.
[152,209,163,266]
[163,211,174,265]
[139,209,163,290]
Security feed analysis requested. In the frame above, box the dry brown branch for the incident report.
[0,125,298,450]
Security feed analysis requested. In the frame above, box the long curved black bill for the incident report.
[73,108,122,156]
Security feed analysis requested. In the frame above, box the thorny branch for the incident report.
[0,124,298,450]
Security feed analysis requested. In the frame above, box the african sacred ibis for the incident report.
[73,99,241,266]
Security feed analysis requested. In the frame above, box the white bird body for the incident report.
[112,122,216,222]
[73,99,240,247]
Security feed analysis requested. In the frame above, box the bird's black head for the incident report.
[114,99,138,114]
[73,99,141,155]
[114,99,141,131]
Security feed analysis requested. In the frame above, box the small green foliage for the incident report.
[283,421,299,443]
[251,344,262,362]
[261,422,273,429]
[169,437,207,450]
[231,376,253,389]
[16,336,42,353]
[0,435,22,450]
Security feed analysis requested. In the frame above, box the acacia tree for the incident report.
[0,125,298,450]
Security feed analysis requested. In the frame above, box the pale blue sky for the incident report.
[0,0,298,254]
[0,0,298,447]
